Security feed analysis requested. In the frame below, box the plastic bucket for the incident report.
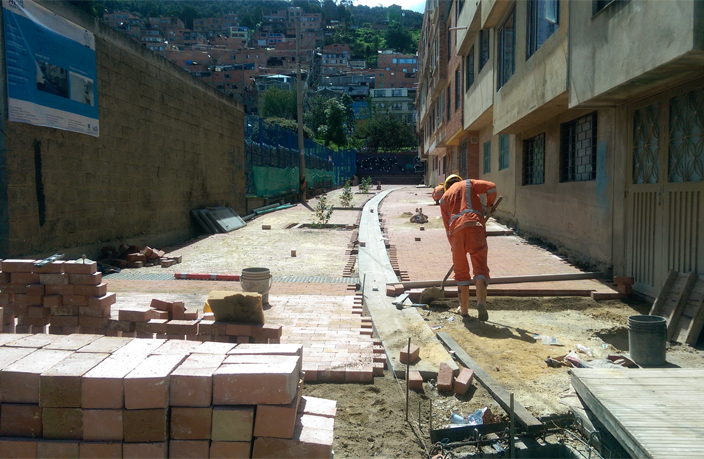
[628,315,667,366]
[240,267,273,304]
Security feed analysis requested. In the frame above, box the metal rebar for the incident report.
[429,399,432,431]
[405,337,410,421]
[510,393,515,459]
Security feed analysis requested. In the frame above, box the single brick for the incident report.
[170,407,212,440]
[197,320,227,336]
[123,409,168,443]
[166,320,198,336]
[78,441,122,459]
[82,410,123,441]
[64,261,97,274]
[251,415,334,459]
[0,346,36,371]
[209,441,251,459]
[254,384,302,439]
[0,438,39,458]
[39,273,69,285]
[63,295,88,306]
[400,344,420,364]
[42,407,83,439]
[26,284,45,296]
[0,283,27,294]
[192,342,235,354]
[123,354,186,409]
[28,306,50,319]
[150,299,171,311]
[136,319,168,334]
[223,355,302,376]
[68,273,102,286]
[409,370,424,391]
[169,354,226,407]
[437,362,454,392]
[36,440,79,458]
[618,284,633,295]
[211,406,254,442]
[126,253,146,263]
[78,316,109,329]
[73,283,107,297]
[150,340,200,356]
[49,316,79,328]
[44,336,104,354]
[453,368,475,396]
[213,360,299,405]
[45,284,75,295]
[297,396,337,418]
[0,403,43,437]
[107,319,136,333]
[40,352,109,407]
[17,294,44,307]
[1,259,36,273]
[227,343,303,357]
[169,440,210,458]
[78,304,111,319]
[43,295,62,308]
[171,302,186,320]
[118,309,155,322]
[613,276,635,285]
[76,336,132,354]
[1,349,73,403]
[122,442,167,459]
[34,260,65,273]
[87,293,116,309]
[11,273,40,284]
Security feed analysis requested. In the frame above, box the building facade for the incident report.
[417,0,704,296]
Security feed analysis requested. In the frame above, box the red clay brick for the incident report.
[26,284,45,296]
[2,259,36,273]
[42,407,83,439]
[76,336,132,354]
[409,370,423,390]
[437,362,454,392]
[170,407,212,440]
[107,319,136,333]
[43,295,61,308]
[64,261,97,275]
[121,442,167,459]
[39,273,69,285]
[253,384,302,439]
[34,261,65,274]
[0,346,36,370]
[68,273,102,286]
[166,320,198,336]
[78,304,111,318]
[87,293,116,309]
[614,276,634,285]
[209,441,251,458]
[63,295,88,306]
[82,409,123,441]
[150,299,171,311]
[150,340,200,355]
[211,406,254,442]
[45,284,74,295]
[223,355,302,375]
[11,273,40,284]
[0,438,39,458]
[0,283,27,294]
[73,283,107,297]
[37,440,79,458]
[78,316,109,329]
[40,352,109,407]
[118,309,155,322]
[123,354,186,409]
[213,360,299,405]
[345,367,373,382]
[1,349,73,403]
[0,403,43,437]
[297,396,337,418]
[453,368,475,395]
[251,415,334,459]
[136,319,168,334]
[169,440,210,458]
[227,343,303,357]
[78,441,121,458]
[16,294,44,306]
[50,316,79,328]
[123,409,168,442]
[169,354,226,407]
[171,302,185,320]
[28,306,50,319]
[197,320,226,336]
[193,342,235,354]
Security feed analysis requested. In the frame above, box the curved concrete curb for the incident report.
[357,188,458,379]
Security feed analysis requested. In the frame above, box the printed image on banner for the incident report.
[2,0,99,136]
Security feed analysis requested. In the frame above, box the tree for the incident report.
[179,5,201,30]
[354,112,417,152]
[261,87,297,120]
[305,95,352,147]
[385,22,416,54]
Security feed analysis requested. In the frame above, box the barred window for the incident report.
[560,112,597,182]
[479,29,490,70]
[499,134,510,170]
[523,133,545,185]
[465,46,474,91]
[455,67,461,110]
[483,141,491,174]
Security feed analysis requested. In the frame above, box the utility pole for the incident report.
[296,17,306,202]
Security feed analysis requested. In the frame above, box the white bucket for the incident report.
[240,267,273,304]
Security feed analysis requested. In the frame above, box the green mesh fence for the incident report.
[252,166,334,197]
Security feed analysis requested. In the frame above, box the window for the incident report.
[497,9,515,90]
[523,134,545,185]
[527,0,559,58]
[483,141,491,173]
[448,30,452,60]
[479,29,490,70]
[499,134,510,170]
[465,46,474,91]
[669,88,704,182]
[408,103,415,110]
[560,112,598,182]
[446,87,451,120]
[374,90,385,97]
[455,68,461,110]
[593,0,616,15]
[392,89,402,97]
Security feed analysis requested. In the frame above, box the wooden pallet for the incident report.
[650,270,704,344]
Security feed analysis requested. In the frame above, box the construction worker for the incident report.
[439,174,497,320]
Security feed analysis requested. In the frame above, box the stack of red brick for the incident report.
[0,334,336,458]
[111,301,282,344]
[100,245,181,269]
[0,260,115,335]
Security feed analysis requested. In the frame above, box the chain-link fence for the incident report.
[244,116,356,197]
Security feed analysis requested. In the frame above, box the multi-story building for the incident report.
[322,44,351,75]
[102,11,136,28]
[376,51,418,89]
[371,87,417,127]
[417,0,704,297]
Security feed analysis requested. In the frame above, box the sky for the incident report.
[352,0,426,14]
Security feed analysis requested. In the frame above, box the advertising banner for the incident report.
[2,0,99,136]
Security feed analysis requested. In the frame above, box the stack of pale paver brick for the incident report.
[0,334,336,458]
[0,260,114,335]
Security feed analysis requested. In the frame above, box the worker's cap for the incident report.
[444,174,462,192]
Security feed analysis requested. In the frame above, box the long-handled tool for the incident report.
[418,196,503,305]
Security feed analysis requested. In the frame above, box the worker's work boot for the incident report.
[476,303,488,322]
[457,285,470,316]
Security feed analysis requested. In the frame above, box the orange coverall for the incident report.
[439,179,497,286]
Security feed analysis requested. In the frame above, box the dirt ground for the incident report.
[304,295,704,458]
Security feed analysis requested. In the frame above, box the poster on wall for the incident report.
[2,0,99,137]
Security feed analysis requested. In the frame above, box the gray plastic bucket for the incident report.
[628,315,667,366]
[240,267,273,304]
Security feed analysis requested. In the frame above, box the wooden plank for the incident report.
[436,331,542,429]
[650,270,678,316]
[685,276,704,345]
[667,272,698,341]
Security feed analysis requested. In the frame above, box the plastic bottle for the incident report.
[450,413,468,424]
[576,343,594,357]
